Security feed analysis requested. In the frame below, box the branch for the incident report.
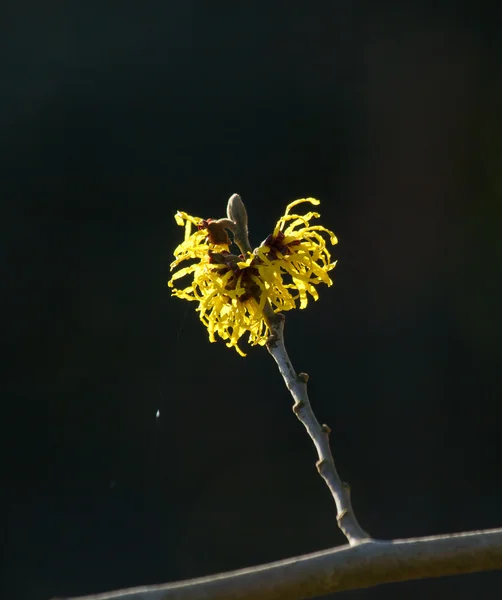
[57,198,502,600]
[53,528,502,600]
[265,311,369,544]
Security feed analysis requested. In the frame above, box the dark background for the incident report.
[2,1,502,599]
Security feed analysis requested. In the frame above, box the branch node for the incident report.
[337,509,349,523]
[297,372,309,382]
[293,400,304,414]
[266,333,279,348]
[321,423,331,435]
[316,458,328,474]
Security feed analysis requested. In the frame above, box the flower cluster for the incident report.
[168,198,337,356]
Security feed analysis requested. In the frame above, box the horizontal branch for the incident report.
[56,527,502,600]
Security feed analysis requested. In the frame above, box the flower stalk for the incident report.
[266,312,369,544]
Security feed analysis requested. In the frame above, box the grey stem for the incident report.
[265,310,370,545]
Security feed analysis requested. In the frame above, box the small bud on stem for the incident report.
[227,193,252,254]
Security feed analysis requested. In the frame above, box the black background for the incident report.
[2,2,502,599]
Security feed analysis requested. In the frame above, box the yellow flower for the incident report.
[168,211,268,355]
[168,199,337,356]
[170,248,271,356]
[255,198,338,309]
[169,211,230,274]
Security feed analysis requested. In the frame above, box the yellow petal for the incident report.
[284,198,320,216]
